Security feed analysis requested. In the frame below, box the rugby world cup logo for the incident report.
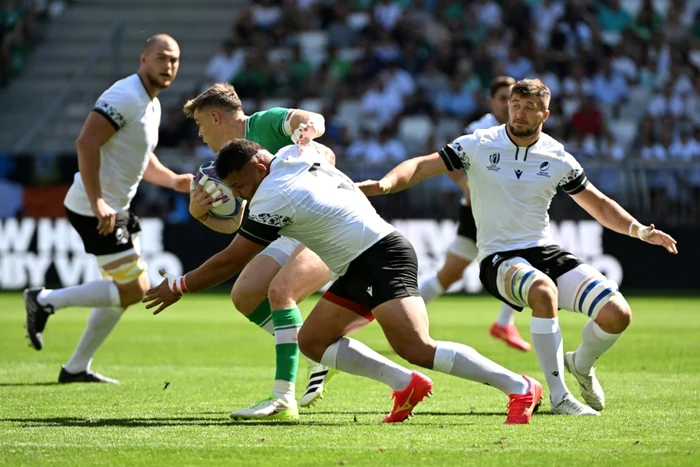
[487,153,501,171]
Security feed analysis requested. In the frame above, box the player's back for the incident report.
[245,107,295,153]
[251,145,395,277]
[64,74,161,216]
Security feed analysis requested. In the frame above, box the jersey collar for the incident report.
[503,125,540,161]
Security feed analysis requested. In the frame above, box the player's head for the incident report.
[508,78,551,138]
[139,34,180,91]
[215,139,271,201]
[183,83,243,152]
[489,76,516,124]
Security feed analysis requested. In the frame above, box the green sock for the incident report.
[246,299,273,335]
[272,306,303,400]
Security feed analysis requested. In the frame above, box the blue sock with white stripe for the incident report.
[573,321,620,374]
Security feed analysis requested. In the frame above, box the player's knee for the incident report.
[298,326,323,363]
[117,276,148,308]
[391,336,437,369]
[596,296,632,334]
[527,277,558,316]
[230,286,255,316]
[267,279,295,310]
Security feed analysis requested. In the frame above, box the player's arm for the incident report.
[143,153,193,193]
[561,157,678,254]
[75,111,118,235]
[142,234,265,314]
[357,134,474,196]
[447,170,470,202]
[189,176,245,234]
[286,109,326,142]
[143,210,284,314]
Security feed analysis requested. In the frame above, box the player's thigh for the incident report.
[268,244,331,307]
[556,263,630,330]
[371,296,436,368]
[486,256,555,311]
[298,297,371,362]
[231,254,282,315]
[97,251,149,308]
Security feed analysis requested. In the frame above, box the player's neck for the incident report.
[230,113,247,139]
[136,70,161,99]
[505,124,541,147]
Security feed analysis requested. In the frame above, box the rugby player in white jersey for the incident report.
[358,78,678,415]
[143,139,544,425]
[23,34,193,384]
[182,84,337,417]
[419,76,531,352]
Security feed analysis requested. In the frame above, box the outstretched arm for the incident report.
[142,235,265,314]
[356,152,450,196]
[571,183,678,254]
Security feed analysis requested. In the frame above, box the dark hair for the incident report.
[490,76,516,97]
[183,83,243,118]
[215,139,264,179]
[510,78,551,108]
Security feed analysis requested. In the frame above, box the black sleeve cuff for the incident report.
[92,108,120,131]
[562,172,589,195]
[238,217,281,246]
[439,145,464,172]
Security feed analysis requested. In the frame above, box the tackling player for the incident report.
[182,83,335,420]
[358,78,678,415]
[419,76,531,352]
[23,35,192,383]
[143,140,543,425]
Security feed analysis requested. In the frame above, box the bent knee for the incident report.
[117,276,149,308]
[392,340,436,369]
[596,297,632,333]
[298,326,324,362]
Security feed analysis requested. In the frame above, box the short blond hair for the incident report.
[183,83,243,118]
[511,78,551,109]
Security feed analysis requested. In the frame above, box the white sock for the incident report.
[496,302,515,327]
[273,380,296,405]
[530,317,569,404]
[419,275,444,303]
[573,321,621,374]
[38,280,121,311]
[321,337,413,391]
[433,341,528,395]
[63,306,124,373]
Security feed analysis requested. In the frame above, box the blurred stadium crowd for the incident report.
[2,0,700,224]
[157,0,700,223]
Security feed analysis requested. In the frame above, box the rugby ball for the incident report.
[196,161,243,219]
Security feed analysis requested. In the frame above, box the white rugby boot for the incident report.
[551,393,600,416]
[299,362,338,408]
[564,351,605,411]
[230,395,299,422]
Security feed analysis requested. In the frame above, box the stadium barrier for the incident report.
[0,216,695,292]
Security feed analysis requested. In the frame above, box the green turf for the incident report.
[1,293,699,466]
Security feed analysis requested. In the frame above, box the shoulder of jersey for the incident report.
[106,74,147,101]
[470,125,503,142]
[537,131,567,159]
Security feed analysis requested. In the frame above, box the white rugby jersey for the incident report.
[440,125,588,263]
[64,74,161,216]
[465,112,500,134]
[460,112,502,206]
[239,144,395,278]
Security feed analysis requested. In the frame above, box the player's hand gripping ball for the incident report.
[195,161,244,219]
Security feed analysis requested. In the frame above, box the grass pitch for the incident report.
[1,293,699,466]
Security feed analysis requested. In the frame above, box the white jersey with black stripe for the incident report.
[239,144,395,279]
[64,74,161,216]
[439,125,588,263]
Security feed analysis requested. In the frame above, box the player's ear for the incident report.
[542,109,550,123]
